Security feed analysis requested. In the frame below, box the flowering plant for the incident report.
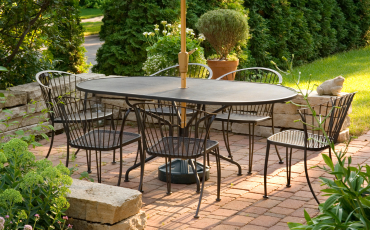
[0,139,73,229]
[142,21,206,75]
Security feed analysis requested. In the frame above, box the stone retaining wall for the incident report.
[1,73,351,142]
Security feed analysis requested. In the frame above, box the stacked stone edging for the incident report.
[1,73,351,142]
[66,179,146,230]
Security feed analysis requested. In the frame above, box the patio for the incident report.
[30,126,370,230]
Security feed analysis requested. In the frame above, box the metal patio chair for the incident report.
[263,92,356,204]
[55,97,141,185]
[215,67,284,174]
[150,63,213,79]
[133,102,221,218]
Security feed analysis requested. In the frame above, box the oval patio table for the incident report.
[77,76,297,183]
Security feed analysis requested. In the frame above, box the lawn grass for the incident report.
[82,21,103,36]
[80,8,103,19]
[283,46,370,136]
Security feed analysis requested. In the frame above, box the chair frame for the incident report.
[133,102,221,218]
[56,97,142,185]
[215,67,284,175]
[263,93,356,204]
[36,70,88,158]
[150,63,213,79]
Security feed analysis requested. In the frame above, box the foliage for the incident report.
[196,9,248,60]
[79,0,107,9]
[272,57,370,229]
[0,0,88,88]
[46,0,91,74]
[244,0,370,67]
[92,0,246,76]
[0,139,73,229]
[142,22,206,75]
[0,93,54,149]
[92,0,180,76]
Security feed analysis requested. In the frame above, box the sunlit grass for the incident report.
[283,46,370,136]
[81,21,103,36]
[80,8,103,19]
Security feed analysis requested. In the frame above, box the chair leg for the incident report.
[65,143,70,167]
[112,150,116,164]
[189,159,200,193]
[117,147,123,186]
[45,124,55,158]
[138,141,145,193]
[263,142,271,198]
[166,157,172,195]
[286,147,293,187]
[221,121,233,160]
[248,123,255,175]
[125,143,142,182]
[216,148,221,202]
[304,149,320,204]
[87,150,92,173]
[271,118,283,164]
[194,152,208,219]
[74,148,80,157]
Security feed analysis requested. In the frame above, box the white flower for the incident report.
[167,33,172,36]
[154,24,159,28]
[178,24,181,28]
[191,32,195,36]
[166,24,172,28]
[149,32,155,36]
[161,21,167,25]
[143,32,148,37]
[154,28,160,33]
[162,30,167,35]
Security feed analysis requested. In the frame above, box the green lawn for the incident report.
[82,21,103,36]
[80,8,103,19]
[283,46,370,136]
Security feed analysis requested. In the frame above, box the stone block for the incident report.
[337,128,350,142]
[232,124,281,137]
[66,179,142,225]
[67,210,146,230]
[0,101,46,121]
[9,82,42,102]
[0,90,27,108]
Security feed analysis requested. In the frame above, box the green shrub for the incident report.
[196,9,248,60]
[142,22,206,75]
[47,0,91,74]
[0,0,88,89]
[0,139,73,229]
[79,0,107,9]
[92,0,180,76]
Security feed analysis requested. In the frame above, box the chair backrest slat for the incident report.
[134,102,216,158]
[150,63,213,79]
[298,93,356,145]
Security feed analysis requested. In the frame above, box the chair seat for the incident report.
[215,112,271,123]
[70,130,141,150]
[146,107,195,116]
[268,130,329,150]
[147,137,218,158]
[54,110,112,123]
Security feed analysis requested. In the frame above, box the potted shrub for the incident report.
[196,9,248,80]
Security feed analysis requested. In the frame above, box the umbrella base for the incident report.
[158,159,210,184]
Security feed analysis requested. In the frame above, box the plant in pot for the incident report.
[196,9,248,80]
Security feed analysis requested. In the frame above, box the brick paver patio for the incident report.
[31,127,370,229]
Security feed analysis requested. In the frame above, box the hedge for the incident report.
[93,0,370,75]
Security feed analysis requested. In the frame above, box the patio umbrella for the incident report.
[179,0,188,128]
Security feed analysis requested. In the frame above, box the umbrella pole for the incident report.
[179,0,188,129]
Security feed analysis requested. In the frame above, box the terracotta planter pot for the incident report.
[207,59,239,80]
